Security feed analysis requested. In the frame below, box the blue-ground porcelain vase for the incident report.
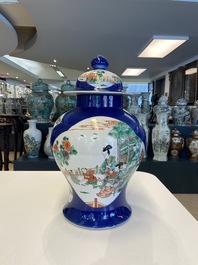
[27,79,54,123]
[51,55,146,229]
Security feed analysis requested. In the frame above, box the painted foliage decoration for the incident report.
[53,117,144,208]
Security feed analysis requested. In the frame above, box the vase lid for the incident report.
[158,95,168,105]
[32,78,48,91]
[171,128,181,136]
[76,55,123,93]
[176,98,187,106]
[60,80,75,91]
[191,129,198,138]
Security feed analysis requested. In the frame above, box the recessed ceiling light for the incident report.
[121,68,147,76]
[56,70,65,78]
[185,68,197,75]
[173,0,198,2]
[51,65,66,78]
[53,59,57,63]
[138,36,189,58]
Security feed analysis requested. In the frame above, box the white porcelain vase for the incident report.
[141,92,150,114]
[127,94,141,116]
[152,112,170,161]
[23,120,42,158]
[137,112,150,158]
[44,127,54,159]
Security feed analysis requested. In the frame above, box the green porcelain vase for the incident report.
[55,80,76,119]
[27,79,54,123]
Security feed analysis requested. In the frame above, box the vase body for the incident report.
[186,130,198,160]
[44,127,54,159]
[172,98,191,125]
[55,81,76,118]
[152,112,170,161]
[141,92,150,114]
[51,55,146,229]
[168,128,184,159]
[23,120,42,158]
[27,79,54,123]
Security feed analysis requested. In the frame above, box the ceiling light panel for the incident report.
[121,68,146,76]
[138,36,189,58]
[0,0,18,2]
[185,68,197,75]
[51,65,66,78]
[56,70,65,77]
[173,0,198,2]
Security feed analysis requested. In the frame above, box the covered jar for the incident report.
[172,98,191,125]
[55,80,76,119]
[26,78,54,123]
[168,128,184,159]
[186,129,198,160]
[51,55,146,229]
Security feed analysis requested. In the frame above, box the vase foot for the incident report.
[63,205,132,229]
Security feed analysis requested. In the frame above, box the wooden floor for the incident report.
[174,194,198,221]
[2,152,198,222]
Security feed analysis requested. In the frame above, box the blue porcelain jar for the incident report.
[27,79,54,123]
[51,55,146,229]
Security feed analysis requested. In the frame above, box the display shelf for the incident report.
[13,123,198,193]
[13,155,198,193]
[14,154,59,171]
[138,158,198,193]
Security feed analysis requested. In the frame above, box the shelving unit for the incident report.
[13,123,198,193]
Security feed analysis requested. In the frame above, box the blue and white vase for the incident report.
[23,120,42,158]
[172,98,191,125]
[51,55,146,229]
[27,79,54,123]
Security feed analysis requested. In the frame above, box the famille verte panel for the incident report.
[52,116,144,208]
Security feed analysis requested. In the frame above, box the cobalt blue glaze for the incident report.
[91,55,109,70]
[51,56,146,229]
